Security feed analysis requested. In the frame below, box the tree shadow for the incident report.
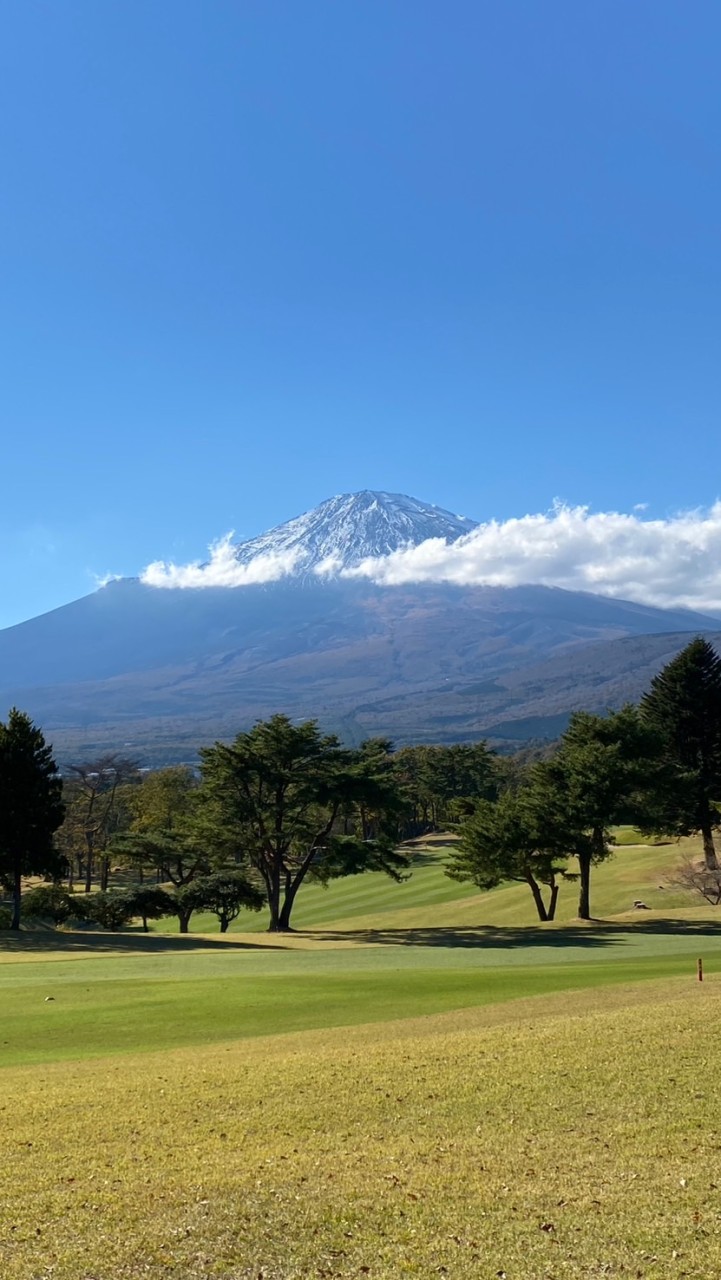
[306,916,721,951]
[0,929,287,955]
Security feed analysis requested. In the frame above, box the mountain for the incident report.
[230,490,477,572]
[0,490,717,763]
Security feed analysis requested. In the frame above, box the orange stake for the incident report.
[698,958,704,982]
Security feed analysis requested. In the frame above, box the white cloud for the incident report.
[137,503,721,614]
[314,553,344,576]
[141,532,303,588]
[343,502,721,613]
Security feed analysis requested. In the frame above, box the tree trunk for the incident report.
[219,917,229,933]
[578,851,592,920]
[270,871,304,932]
[178,909,192,934]
[100,855,110,892]
[265,863,285,931]
[10,863,22,930]
[141,914,149,933]
[524,870,549,921]
[701,821,719,871]
[84,849,93,893]
[547,879,559,921]
[276,895,298,931]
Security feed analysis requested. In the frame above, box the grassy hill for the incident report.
[146,828,696,935]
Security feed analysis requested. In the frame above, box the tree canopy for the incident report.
[447,788,566,920]
[0,709,65,928]
[534,706,655,919]
[640,636,721,870]
[199,714,408,931]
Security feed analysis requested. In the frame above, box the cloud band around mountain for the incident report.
[142,534,303,589]
[141,503,721,614]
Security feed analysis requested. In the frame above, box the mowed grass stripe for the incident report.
[1,947,717,1067]
[146,836,693,936]
[150,846,483,934]
[1,979,719,1279]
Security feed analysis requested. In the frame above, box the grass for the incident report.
[2,839,720,1276]
[144,828,694,936]
[1,939,719,1069]
[1,978,720,1278]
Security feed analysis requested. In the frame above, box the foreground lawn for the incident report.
[0,977,719,1278]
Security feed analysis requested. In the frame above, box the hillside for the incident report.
[0,492,717,761]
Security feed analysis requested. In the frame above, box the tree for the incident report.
[123,884,177,932]
[668,856,721,907]
[112,768,211,891]
[178,871,265,932]
[0,709,65,929]
[537,706,654,920]
[447,790,566,921]
[199,715,408,932]
[640,637,721,870]
[392,742,497,834]
[62,755,139,891]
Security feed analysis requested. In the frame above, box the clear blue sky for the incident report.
[2,1,720,626]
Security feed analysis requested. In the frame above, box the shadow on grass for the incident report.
[0,929,287,955]
[305,917,721,951]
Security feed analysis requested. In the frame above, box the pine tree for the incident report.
[0,709,65,929]
[640,637,721,870]
[199,714,407,931]
[447,789,566,921]
[537,706,653,919]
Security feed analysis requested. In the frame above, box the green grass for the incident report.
[2,904,720,1068]
[2,841,721,1276]
[1,979,720,1278]
[144,829,694,935]
[0,837,716,1072]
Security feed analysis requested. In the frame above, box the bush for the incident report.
[22,884,75,925]
[76,890,136,931]
[0,906,12,929]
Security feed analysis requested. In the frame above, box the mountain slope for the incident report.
[230,490,477,572]
[0,490,717,761]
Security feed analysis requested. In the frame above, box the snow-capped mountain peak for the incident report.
[231,490,477,575]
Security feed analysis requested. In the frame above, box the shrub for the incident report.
[22,884,76,925]
[77,890,135,931]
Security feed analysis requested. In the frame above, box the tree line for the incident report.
[1,636,720,932]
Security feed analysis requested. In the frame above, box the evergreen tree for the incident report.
[0,709,65,929]
[392,741,496,833]
[447,789,566,921]
[199,714,407,932]
[640,637,721,870]
[178,871,264,933]
[538,706,653,919]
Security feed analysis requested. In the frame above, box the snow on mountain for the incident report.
[230,490,478,575]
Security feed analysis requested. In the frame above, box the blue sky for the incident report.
[2,1,720,626]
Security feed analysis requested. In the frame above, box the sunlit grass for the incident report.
[144,830,696,936]
[1,841,719,1275]
[1,978,719,1278]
